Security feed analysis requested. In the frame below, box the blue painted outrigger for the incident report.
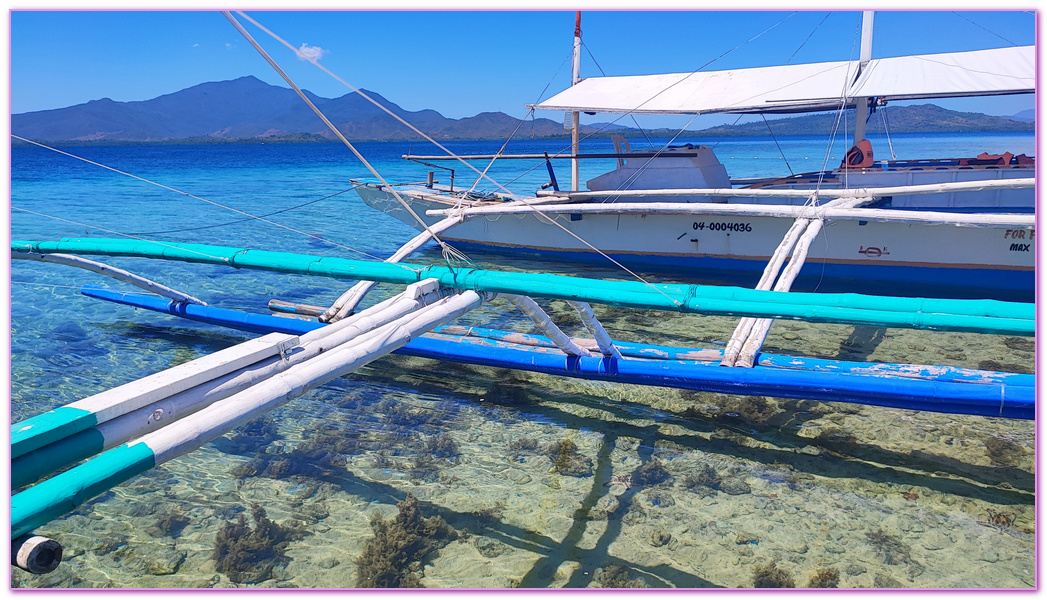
[79,285,1034,421]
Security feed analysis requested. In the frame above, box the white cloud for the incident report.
[297,43,327,62]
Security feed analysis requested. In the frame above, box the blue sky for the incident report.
[9,9,1038,130]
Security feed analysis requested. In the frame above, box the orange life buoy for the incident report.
[841,139,874,169]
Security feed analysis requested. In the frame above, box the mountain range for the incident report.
[11,76,1034,144]
[12,76,567,143]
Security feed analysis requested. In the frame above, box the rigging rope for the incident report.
[762,115,795,176]
[881,105,898,161]
[446,12,811,307]
[462,111,532,201]
[236,13,693,314]
[125,187,358,236]
[586,12,799,124]
[785,12,832,64]
[222,11,459,265]
[528,46,576,141]
[507,13,806,158]
[560,13,826,159]
[232,11,518,200]
[465,44,578,197]
[11,135,390,263]
[228,11,811,310]
[710,114,746,151]
[600,113,702,203]
[11,207,233,263]
[814,15,863,192]
[801,14,866,293]
[951,11,1021,46]
[582,42,654,148]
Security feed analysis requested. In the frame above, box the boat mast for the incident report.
[853,11,874,144]
[571,11,582,191]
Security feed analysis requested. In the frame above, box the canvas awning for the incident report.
[528,46,1034,115]
[849,46,1035,101]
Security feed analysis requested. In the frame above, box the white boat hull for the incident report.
[356,183,1034,300]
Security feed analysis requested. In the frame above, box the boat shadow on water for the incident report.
[198,353,1032,588]
[359,356,1034,500]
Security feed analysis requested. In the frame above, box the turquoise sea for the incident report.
[10,132,1036,588]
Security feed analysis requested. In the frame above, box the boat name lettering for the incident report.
[1009,243,1031,252]
[692,221,752,232]
[1004,229,1034,240]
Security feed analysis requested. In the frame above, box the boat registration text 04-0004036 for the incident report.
[692,221,752,232]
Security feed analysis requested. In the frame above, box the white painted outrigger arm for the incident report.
[14,285,487,541]
[320,213,463,322]
[567,300,622,359]
[502,294,593,357]
[13,252,207,305]
[721,196,877,368]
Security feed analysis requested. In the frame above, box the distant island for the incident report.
[11,75,1034,145]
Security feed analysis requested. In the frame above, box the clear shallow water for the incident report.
[10,133,1035,589]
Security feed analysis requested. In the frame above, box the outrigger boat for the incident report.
[355,12,1035,301]
[10,11,1035,581]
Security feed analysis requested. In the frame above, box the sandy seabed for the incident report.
[12,308,1035,589]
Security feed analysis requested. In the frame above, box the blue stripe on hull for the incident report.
[443,241,1035,302]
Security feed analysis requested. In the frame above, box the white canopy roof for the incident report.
[529,46,1034,115]
[850,46,1034,101]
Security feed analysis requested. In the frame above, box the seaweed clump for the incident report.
[355,494,459,588]
[507,437,539,459]
[149,513,191,539]
[422,432,460,459]
[711,396,781,424]
[376,398,445,429]
[213,504,305,584]
[1003,336,1034,352]
[683,463,722,495]
[864,529,911,565]
[752,561,795,588]
[984,435,1025,466]
[734,396,780,423]
[593,564,648,588]
[978,359,1028,374]
[408,433,461,482]
[545,438,593,477]
[634,459,672,486]
[231,442,346,479]
[470,502,507,525]
[215,415,282,455]
[806,568,840,588]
